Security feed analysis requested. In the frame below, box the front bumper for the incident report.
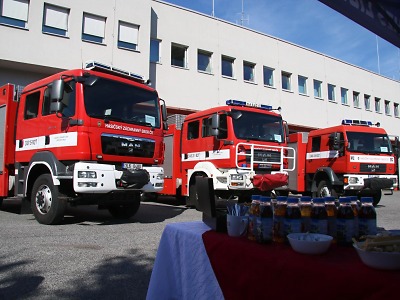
[72,162,164,193]
[343,174,398,191]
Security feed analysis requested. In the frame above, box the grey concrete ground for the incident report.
[0,192,399,300]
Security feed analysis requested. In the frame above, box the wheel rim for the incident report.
[35,184,52,214]
[319,186,332,198]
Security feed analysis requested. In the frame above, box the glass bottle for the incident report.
[248,195,261,241]
[349,196,360,239]
[336,197,355,245]
[310,197,328,235]
[256,196,273,243]
[324,196,337,240]
[299,196,312,233]
[358,197,377,237]
[273,196,287,243]
[284,197,302,238]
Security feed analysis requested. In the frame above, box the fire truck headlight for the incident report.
[348,177,358,184]
[231,174,244,181]
[78,171,97,179]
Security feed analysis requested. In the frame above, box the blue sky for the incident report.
[163,0,400,81]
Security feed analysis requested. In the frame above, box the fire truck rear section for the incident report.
[158,100,296,206]
[0,62,167,224]
[282,119,398,206]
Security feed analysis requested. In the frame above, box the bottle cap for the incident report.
[360,197,373,203]
[312,197,324,204]
[324,196,335,202]
[251,194,261,201]
[260,196,271,202]
[287,197,299,204]
[300,196,311,202]
[339,196,350,203]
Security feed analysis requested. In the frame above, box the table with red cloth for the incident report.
[147,221,400,300]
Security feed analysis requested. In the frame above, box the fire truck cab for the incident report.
[0,61,167,224]
[160,100,295,206]
[285,119,398,205]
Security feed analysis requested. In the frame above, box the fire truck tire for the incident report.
[31,174,66,225]
[108,201,140,219]
[315,180,337,199]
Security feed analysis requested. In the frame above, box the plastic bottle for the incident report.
[256,196,273,243]
[336,197,355,245]
[324,196,337,240]
[349,196,360,238]
[273,196,287,243]
[299,196,312,233]
[248,195,261,241]
[284,197,302,238]
[358,197,377,237]
[310,198,328,235]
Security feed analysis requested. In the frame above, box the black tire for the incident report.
[108,201,140,219]
[371,190,382,206]
[314,180,337,199]
[31,174,66,225]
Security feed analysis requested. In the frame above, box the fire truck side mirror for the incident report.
[160,99,168,130]
[329,132,341,150]
[50,79,64,101]
[211,114,220,137]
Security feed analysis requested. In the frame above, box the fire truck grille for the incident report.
[246,149,281,163]
[360,163,386,172]
[101,134,155,158]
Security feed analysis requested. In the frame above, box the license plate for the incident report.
[122,163,142,170]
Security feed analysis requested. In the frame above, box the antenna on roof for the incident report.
[237,0,249,26]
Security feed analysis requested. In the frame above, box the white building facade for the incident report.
[1,0,399,135]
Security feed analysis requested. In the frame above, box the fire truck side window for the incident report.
[24,92,40,120]
[311,136,321,152]
[202,118,212,137]
[187,121,199,140]
[217,114,227,139]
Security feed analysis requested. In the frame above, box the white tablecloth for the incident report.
[146,221,224,300]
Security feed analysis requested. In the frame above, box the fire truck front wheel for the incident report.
[31,174,67,225]
[314,180,337,199]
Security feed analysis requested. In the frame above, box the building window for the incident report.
[281,71,291,91]
[0,0,29,28]
[394,103,399,118]
[298,75,307,95]
[385,100,390,115]
[243,61,255,82]
[171,43,188,68]
[150,39,160,63]
[353,91,360,108]
[341,88,348,105]
[221,55,235,78]
[198,50,212,73]
[327,84,335,102]
[314,80,322,98]
[375,97,381,113]
[118,21,138,51]
[364,94,371,110]
[82,13,106,44]
[42,4,69,36]
[263,67,274,87]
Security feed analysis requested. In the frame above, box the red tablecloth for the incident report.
[202,230,400,300]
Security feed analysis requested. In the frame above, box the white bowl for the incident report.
[287,233,333,255]
[353,243,400,270]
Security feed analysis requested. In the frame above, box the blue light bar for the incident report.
[84,61,144,81]
[226,99,272,110]
[342,119,373,126]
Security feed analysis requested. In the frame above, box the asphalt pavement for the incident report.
[1,192,400,300]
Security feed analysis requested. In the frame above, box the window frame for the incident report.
[375,97,381,113]
[298,75,307,95]
[197,49,212,73]
[243,61,255,83]
[0,0,29,28]
[171,42,188,69]
[117,21,139,51]
[327,83,335,102]
[364,94,371,111]
[82,12,106,44]
[313,79,322,99]
[281,71,291,91]
[150,38,161,63]
[341,87,348,105]
[42,3,69,37]
[353,91,360,108]
[263,66,274,87]
[384,100,391,116]
[221,55,235,78]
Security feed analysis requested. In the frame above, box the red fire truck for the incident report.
[0,61,167,224]
[281,119,398,206]
[157,100,295,206]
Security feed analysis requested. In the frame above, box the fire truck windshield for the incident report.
[232,109,284,143]
[83,77,160,128]
[346,132,393,154]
